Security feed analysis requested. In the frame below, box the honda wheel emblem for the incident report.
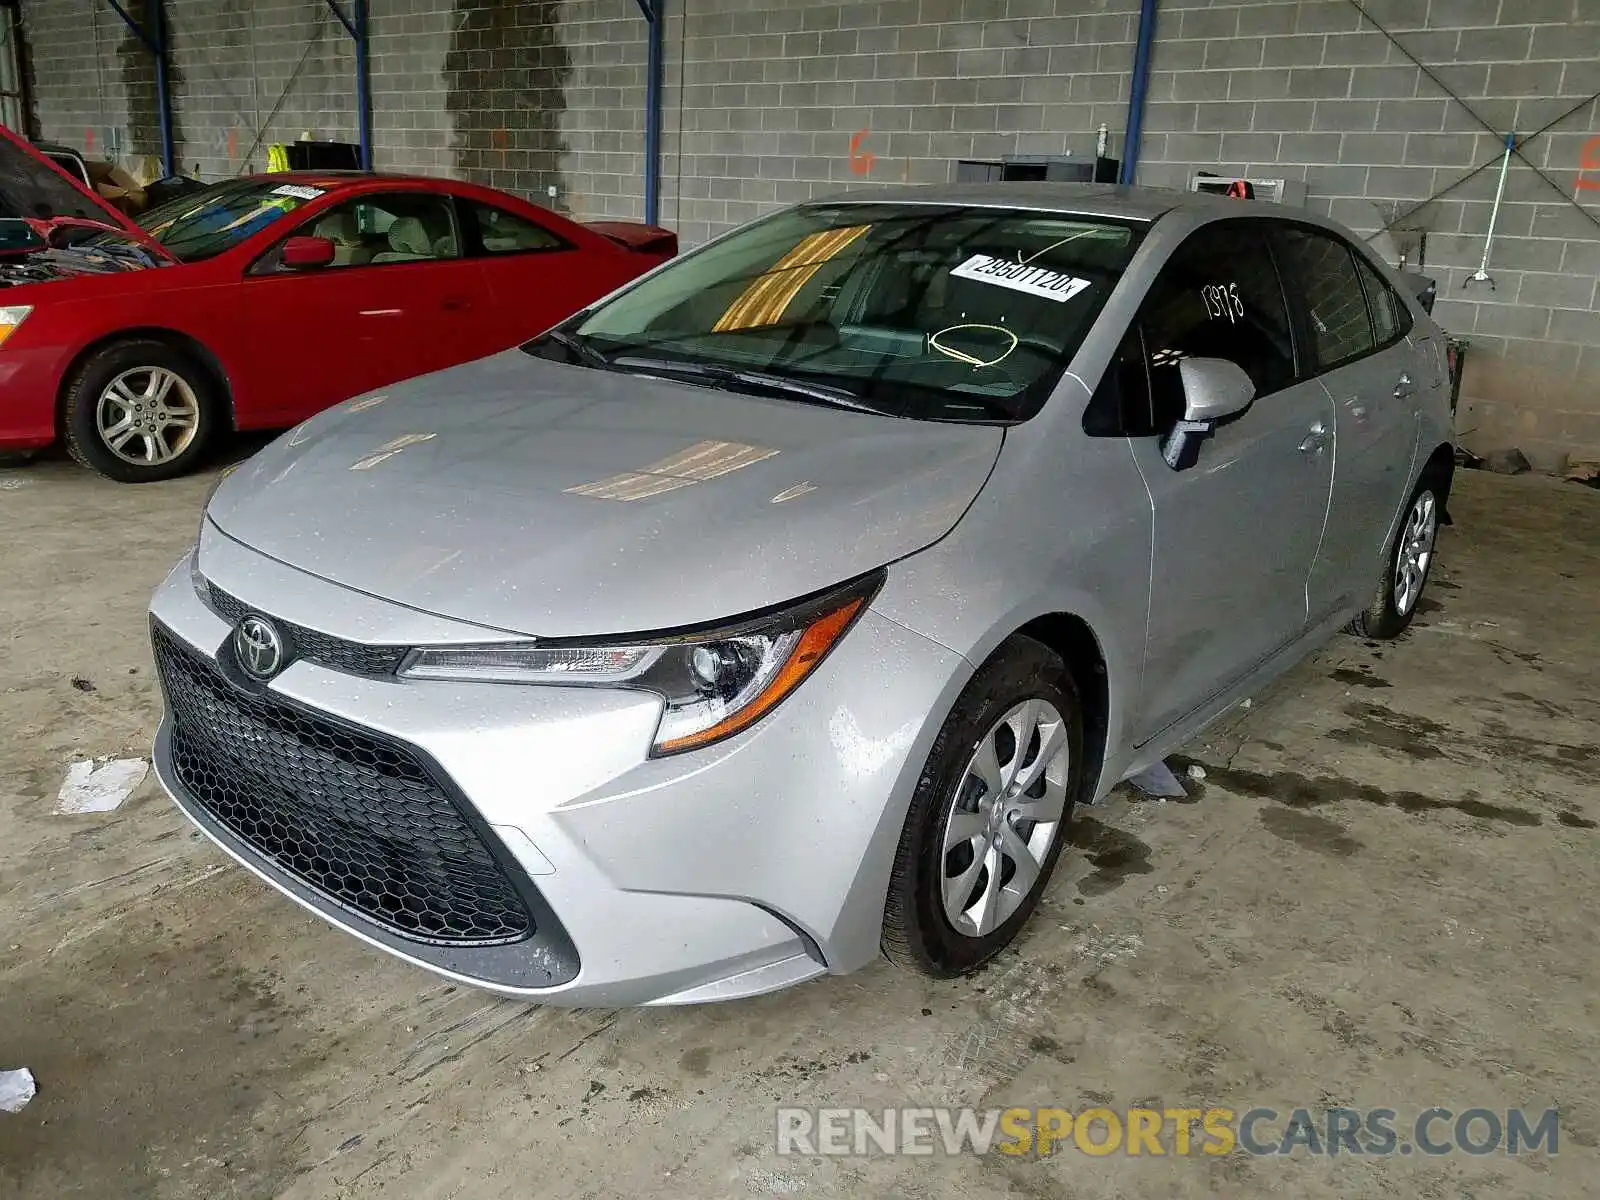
[234,615,285,679]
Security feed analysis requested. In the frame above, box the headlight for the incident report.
[399,572,882,755]
[0,306,33,349]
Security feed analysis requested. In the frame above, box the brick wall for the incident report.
[17,0,1600,466]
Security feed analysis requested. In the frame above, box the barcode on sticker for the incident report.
[950,254,1092,303]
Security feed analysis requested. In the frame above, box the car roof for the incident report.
[234,170,458,191]
[805,181,1294,223]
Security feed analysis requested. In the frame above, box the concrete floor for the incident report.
[1,460,1596,1199]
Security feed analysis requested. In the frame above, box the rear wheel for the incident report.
[1348,477,1441,640]
[63,339,217,482]
[882,636,1083,977]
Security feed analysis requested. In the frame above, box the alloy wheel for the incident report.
[96,367,200,466]
[939,698,1071,937]
[1393,490,1438,616]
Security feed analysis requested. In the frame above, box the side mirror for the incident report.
[1160,357,1255,471]
[280,235,336,270]
[1400,271,1437,314]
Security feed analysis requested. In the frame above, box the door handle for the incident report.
[1393,372,1414,398]
[441,294,472,312]
[1299,422,1330,455]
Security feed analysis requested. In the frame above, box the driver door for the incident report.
[1124,220,1335,743]
[237,191,485,427]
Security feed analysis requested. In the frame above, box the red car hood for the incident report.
[0,124,165,253]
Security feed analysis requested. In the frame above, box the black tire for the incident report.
[882,635,1084,977]
[62,339,218,482]
[1347,474,1443,640]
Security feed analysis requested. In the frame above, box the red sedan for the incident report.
[0,127,673,481]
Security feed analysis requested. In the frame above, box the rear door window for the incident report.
[1275,227,1378,370]
[466,202,567,255]
[1351,252,1410,346]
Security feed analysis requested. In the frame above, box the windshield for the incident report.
[91,178,332,263]
[0,218,44,254]
[531,203,1141,422]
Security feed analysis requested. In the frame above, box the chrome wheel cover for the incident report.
[1394,489,1438,616]
[939,698,1070,937]
[96,366,200,466]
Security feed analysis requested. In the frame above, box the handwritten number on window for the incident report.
[1201,282,1244,324]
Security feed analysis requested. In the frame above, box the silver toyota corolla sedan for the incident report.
[149,183,1453,1006]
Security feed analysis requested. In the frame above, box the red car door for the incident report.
[235,189,488,428]
[457,197,630,350]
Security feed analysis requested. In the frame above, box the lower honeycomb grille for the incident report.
[153,624,533,946]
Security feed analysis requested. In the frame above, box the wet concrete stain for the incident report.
[118,0,187,167]
[1330,666,1393,689]
[1259,807,1364,857]
[1066,816,1155,895]
[1558,811,1598,829]
[1174,758,1542,827]
[1501,690,1576,722]
[0,936,311,1199]
[679,1047,711,1078]
[445,1,571,208]
[1328,701,1447,759]
[1489,643,1545,673]
[1476,718,1598,773]
[1028,1034,1069,1057]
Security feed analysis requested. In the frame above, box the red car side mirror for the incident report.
[281,235,336,270]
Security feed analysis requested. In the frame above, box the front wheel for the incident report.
[1348,479,1441,639]
[881,636,1084,977]
[62,339,217,482]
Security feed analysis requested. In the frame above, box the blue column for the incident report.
[1118,0,1159,186]
[638,0,665,226]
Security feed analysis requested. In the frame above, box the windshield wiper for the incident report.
[542,328,612,369]
[608,355,884,415]
[723,369,885,414]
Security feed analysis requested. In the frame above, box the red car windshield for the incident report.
[85,178,331,263]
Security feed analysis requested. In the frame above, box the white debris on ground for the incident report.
[1187,763,1208,781]
[0,1069,36,1113]
[55,757,149,815]
[1127,760,1187,799]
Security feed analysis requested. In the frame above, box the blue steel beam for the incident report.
[1118,0,1159,186]
[324,0,372,169]
[635,0,664,226]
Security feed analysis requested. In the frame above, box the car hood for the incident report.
[208,350,1004,637]
[0,124,147,235]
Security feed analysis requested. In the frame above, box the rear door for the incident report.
[1123,219,1336,743]
[237,190,488,426]
[1273,225,1421,621]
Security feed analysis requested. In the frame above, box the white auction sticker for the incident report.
[271,184,326,201]
[950,254,1092,303]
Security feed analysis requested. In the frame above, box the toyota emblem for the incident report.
[234,615,285,679]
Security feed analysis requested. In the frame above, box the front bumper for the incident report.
[148,525,971,1006]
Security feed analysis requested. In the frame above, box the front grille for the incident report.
[154,624,533,946]
[205,584,407,677]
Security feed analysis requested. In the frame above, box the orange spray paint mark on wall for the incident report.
[848,128,876,176]
[1576,135,1600,193]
